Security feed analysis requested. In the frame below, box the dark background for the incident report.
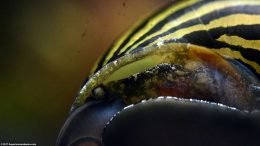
[1,0,172,145]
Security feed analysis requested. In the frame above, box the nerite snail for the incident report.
[57,0,260,146]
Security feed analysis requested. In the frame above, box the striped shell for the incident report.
[57,1,260,146]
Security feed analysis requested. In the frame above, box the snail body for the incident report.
[57,1,260,146]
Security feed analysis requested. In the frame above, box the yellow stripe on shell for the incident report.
[127,0,260,52]
[136,14,260,52]
[212,47,260,73]
[101,0,199,67]
[217,34,260,51]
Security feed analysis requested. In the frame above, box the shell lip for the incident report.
[56,99,125,146]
